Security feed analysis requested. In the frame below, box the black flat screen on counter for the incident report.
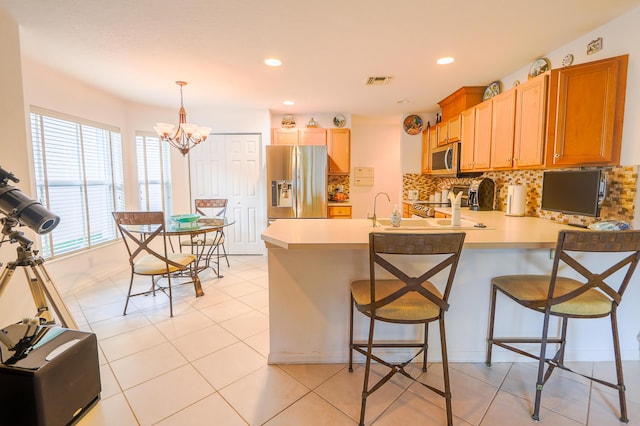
[541,170,604,217]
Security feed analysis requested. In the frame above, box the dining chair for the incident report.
[349,231,466,426]
[486,229,640,422]
[112,211,200,317]
[179,199,229,275]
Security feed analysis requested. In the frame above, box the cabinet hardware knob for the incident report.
[554,153,560,158]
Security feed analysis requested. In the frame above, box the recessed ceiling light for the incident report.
[265,58,282,67]
[283,100,295,106]
[436,57,455,65]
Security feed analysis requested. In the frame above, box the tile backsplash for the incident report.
[403,166,637,226]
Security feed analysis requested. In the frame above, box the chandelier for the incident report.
[154,81,211,156]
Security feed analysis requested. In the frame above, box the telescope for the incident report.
[0,165,76,331]
[0,166,59,235]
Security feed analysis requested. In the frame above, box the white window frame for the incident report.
[29,107,124,258]
[135,133,172,215]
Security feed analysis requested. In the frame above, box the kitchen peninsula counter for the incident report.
[261,210,570,250]
[261,213,640,364]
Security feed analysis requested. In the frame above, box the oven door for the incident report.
[430,143,459,176]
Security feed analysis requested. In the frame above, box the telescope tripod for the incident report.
[0,243,77,330]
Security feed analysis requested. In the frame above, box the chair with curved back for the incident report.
[486,229,640,422]
[112,211,200,317]
[349,231,466,426]
[180,199,229,276]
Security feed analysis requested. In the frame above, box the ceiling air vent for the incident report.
[366,76,393,86]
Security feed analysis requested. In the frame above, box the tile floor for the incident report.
[61,255,639,425]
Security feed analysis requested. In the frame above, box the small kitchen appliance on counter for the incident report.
[468,178,495,211]
[506,184,526,216]
[450,184,470,207]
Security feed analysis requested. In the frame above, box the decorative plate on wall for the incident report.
[528,57,551,79]
[483,81,502,100]
[403,115,424,135]
[281,114,296,128]
[333,114,346,128]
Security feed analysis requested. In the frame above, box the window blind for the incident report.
[135,133,172,215]
[30,108,124,258]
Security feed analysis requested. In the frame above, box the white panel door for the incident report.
[190,134,226,199]
[190,133,264,255]
[225,134,262,254]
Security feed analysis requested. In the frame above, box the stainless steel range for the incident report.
[410,202,448,218]
[410,185,470,218]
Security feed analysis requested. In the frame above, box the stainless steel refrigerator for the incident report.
[267,145,327,219]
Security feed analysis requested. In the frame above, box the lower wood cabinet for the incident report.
[402,202,412,218]
[328,205,352,218]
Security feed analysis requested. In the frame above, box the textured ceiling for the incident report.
[1,0,639,116]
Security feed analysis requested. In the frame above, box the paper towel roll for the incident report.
[506,185,526,216]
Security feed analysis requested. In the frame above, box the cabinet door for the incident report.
[514,74,547,168]
[421,128,430,174]
[327,128,350,174]
[437,121,448,146]
[460,108,475,171]
[448,115,461,142]
[299,128,327,145]
[547,55,627,166]
[490,90,516,169]
[473,101,492,170]
[428,125,438,150]
[271,128,298,145]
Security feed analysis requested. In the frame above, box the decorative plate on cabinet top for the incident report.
[281,114,296,128]
[562,54,574,67]
[403,114,424,135]
[482,81,502,101]
[528,57,551,79]
[333,114,346,128]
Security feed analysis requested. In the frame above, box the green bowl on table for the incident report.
[170,214,201,229]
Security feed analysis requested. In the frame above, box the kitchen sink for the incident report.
[376,218,489,230]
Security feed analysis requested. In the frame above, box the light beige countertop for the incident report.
[261,209,572,250]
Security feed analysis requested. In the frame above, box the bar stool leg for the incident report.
[485,284,498,366]
[611,309,629,423]
[439,316,453,426]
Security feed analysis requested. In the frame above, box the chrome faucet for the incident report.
[368,192,390,227]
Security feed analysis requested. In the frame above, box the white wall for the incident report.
[0,10,37,325]
[350,115,403,219]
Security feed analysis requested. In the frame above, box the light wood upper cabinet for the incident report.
[436,115,462,146]
[271,128,299,145]
[437,121,448,146]
[546,54,627,167]
[473,100,492,170]
[489,90,516,170]
[514,73,548,168]
[460,108,475,171]
[461,105,491,172]
[271,128,327,145]
[327,128,350,175]
[448,115,461,143]
[421,128,430,174]
[428,125,438,150]
[299,128,327,145]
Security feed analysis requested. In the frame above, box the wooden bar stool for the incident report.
[486,230,640,422]
[349,231,466,426]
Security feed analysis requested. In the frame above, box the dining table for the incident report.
[129,216,235,297]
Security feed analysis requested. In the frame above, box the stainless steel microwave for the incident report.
[430,142,480,178]
[431,142,461,177]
